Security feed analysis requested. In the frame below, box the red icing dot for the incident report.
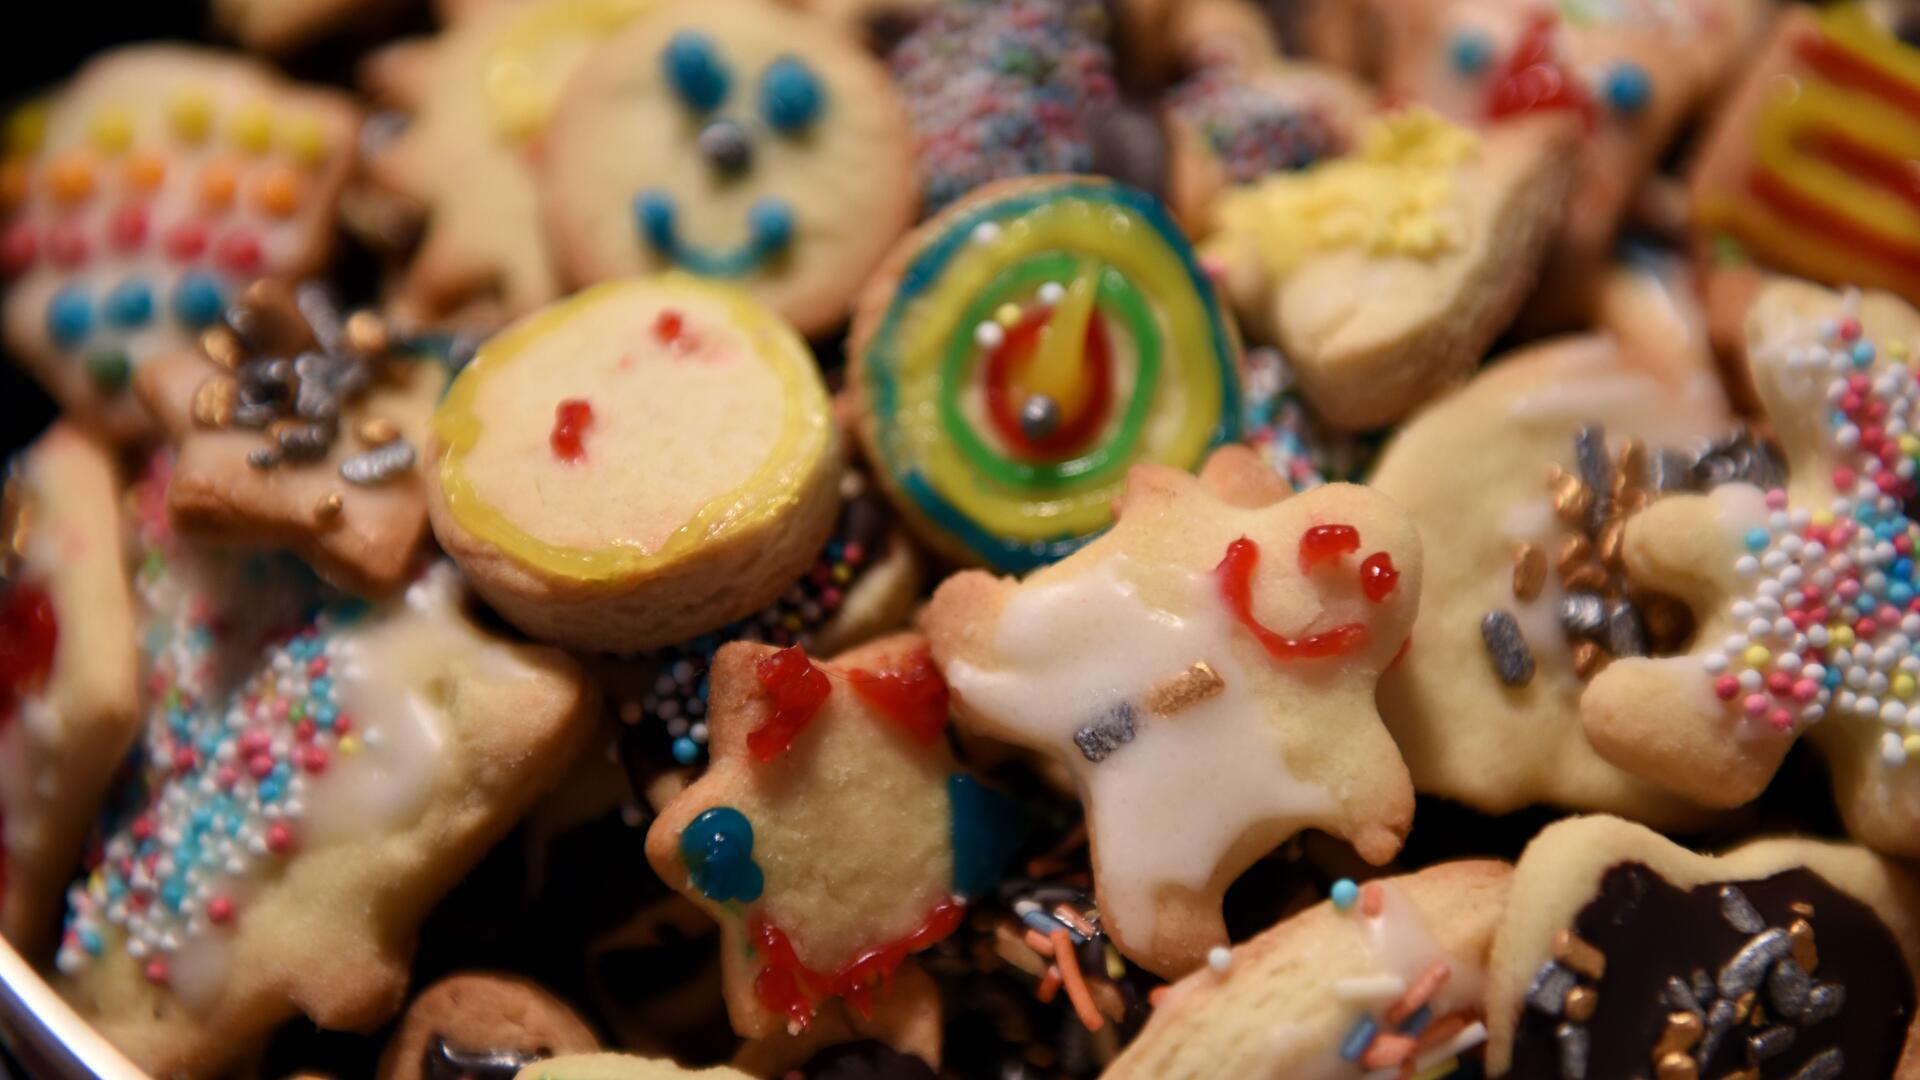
[164,221,208,262]
[1485,12,1594,126]
[1216,537,1370,661]
[0,584,58,731]
[1,222,35,275]
[749,645,831,762]
[47,221,88,268]
[107,203,148,252]
[550,398,594,463]
[1298,524,1360,572]
[1360,552,1400,602]
[216,231,262,274]
[846,647,948,745]
[654,309,684,345]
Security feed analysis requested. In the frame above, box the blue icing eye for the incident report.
[664,31,731,112]
[46,286,92,346]
[1602,61,1651,115]
[681,806,763,903]
[947,773,1024,899]
[760,56,825,134]
[1448,28,1493,76]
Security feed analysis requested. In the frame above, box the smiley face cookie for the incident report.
[0,46,357,442]
[1484,815,1920,1079]
[54,562,596,1078]
[0,425,138,957]
[538,0,917,338]
[1579,281,1920,858]
[924,446,1422,977]
[1201,108,1578,431]
[1107,861,1508,1079]
[427,276,840,652]
[1369,335,1745,826]
[646,633,1018,1040]
[376,971,601,1080]
[850,176,1243,572]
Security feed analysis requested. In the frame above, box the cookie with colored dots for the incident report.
[1483,815,1920,1080]
[923,445,1423,977]
[1368,335,1742,826]
[0,46,357,442]
[849,175,1243,572]
[644,632,1019,1041]
[360,0,659,326]
[1578,281,1920,858]
[0,425,139,957]
[426,276,842,652]
[55,562,597,1078]
[1201,108,1578,431]
[514,1055,753,1080]
[1106,861,1508,1079]
[376,971,600,1080]
[537,0,918,338]
[134,280,445,598]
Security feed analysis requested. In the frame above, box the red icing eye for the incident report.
[1298,524,1360,571]
[549,398,594,463]
[846,647,949,745]
[1361,552,1400,602]
[749,645,831,762]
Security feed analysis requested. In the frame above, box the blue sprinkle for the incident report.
[47,287,92,346]
[160,879,186,910]
[1855,341,1877,367]
[171,272,224,329]
[1745,527,1770,552]
[671,735,700,764]
[663,31,731,111]
[311,676,332,698]
[1331,878,1360,910]
[103,279,154,329]
[1339,1013,1380,1062]
[1897,558,1915,580]
[1603,62,1651,114]
[1449,29,1493,75]
[1826,667,1844,687]
[81,928,102,955]
[761,56,825,133]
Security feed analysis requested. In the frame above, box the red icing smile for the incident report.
[1216,536,1369,660]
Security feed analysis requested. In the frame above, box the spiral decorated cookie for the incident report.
[427,276,840,652]
[850,176,1242,572]
[924,447,1423,976]
[1485,815,1920,1079]
[0,425,138,956]
[361,0,658,324]
[0,47,357,442]
[1202,108,1577,431]
[538,0,917,337]
[376,971,600,1080]
[645,633,1019,1041]
[1108,861,1507,1079]
[55,559,596,1078]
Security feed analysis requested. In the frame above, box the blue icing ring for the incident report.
[681,805,764,903]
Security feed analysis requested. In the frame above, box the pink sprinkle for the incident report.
[131,816,154,841]
[1840,316,1862,340]
[1744,693,1768,717]
[248,753,274,780]
[307,657,328,677]
[172,747,196,774]
[266,823,294,853]
[1834,466,1857,490]
[239,730,269,755]
[295,719,316,743]
[1715,675,1740,701]
[1766,672,1793,695]
[207,896,233,924]
[217,765,238,789]
[1765,489,1788,510]
[1839,579,1862,600]
[1793,679,1819,701]
[1858,617,1879,637]
[333,714,352,735]
[1769,709,1794,731]
[144,960,169,985]
[302,747,328,775]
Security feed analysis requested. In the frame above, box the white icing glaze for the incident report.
[1504,339,1727,447]
[946,556,1333,945]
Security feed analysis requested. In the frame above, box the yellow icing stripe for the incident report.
[1820,3,1920,83]
[1753,79,1920,244]
[433,275,831,582]
[484,0,658,141]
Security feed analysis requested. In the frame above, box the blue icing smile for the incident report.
[635,190,794,278]
[680,805,764,903]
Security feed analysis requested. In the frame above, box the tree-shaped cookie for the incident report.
[644,632,1019,1044]
[924,446,1422,977]
[1582,280,1920,858]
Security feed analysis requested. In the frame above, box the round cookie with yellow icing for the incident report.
[427,275,841,652]
[849,175,1242,572]
[538,0,918,338]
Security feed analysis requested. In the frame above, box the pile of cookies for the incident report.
[5,0,1920,1077]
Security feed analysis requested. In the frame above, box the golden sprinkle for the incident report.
[1620,487,1650,515]
[1552,929,1606,980]
[1572,641,1606,679]
[1620,438,1647,487]
[191,376,237,429]
[1555,534,1592,571]
[1791,901,1816,918]
[1654,1051,1698,1080]
[1145,661,1225,716]
[1550,471,1592,526]
[1733,990,1755,1024]
[1653,1011,1702,1057]
[1563,985,1597,1022]
[201,325,244,368]
[314,492,343,522]
[1597,520,1625,567]
[345,310,389,356]
[1512,543,1546,602]
[1790,918,1818,973]
[1563,561,1610,592]
[357,417,399,446]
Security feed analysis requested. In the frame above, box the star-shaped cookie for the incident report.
[645,632,1017,1043]
[923,445,1422,977]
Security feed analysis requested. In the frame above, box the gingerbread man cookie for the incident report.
[1107,861,1507,1079]
[0,425,138,957]
[1581,281,1920,858]
[54,561,596,1077]
[0,46,357,442]
[645,633,1019,1041]
[427,276,841,652]
[1369,335,1744,826]
[538,0,918,337]
[923,446,1422,977]
[135,279,445,597]
[1485,815,1920,1079]
[850,175,1243,572]
[1201,108,1578,431]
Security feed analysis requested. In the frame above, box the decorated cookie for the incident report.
[889,0,1118,213]
[514,1055,752,1080]
[376,971,600,1080]
[0,47,357,442]
[923,446,1422,976]
[214,0,403,54]
[1369,335,1749,825]
[55,557,597,1077]
[132,279,445,597]
[1691,5,1920,314]
[1107,861,1507,1078]
[1201,108,1578,431]
[644,632,1020,1040]
[0,425,138,956]
[1579,282,1920,858]
[360,0,657,324]
[427,276,841,652]
[537,0,917,337]
[849,175,1242,572]
[1485,815,1920,1079]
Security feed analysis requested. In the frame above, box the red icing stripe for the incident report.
[1746,165,1920,277]
[1800,127,1920,214]
[1794,29,1920,124]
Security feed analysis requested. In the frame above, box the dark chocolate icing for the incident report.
[422,1036,544,1080]
[1509,863,1913,1079]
